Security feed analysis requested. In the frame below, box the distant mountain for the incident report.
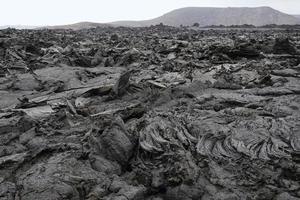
[2,7,299,30]
[112,7,300,27]
[40,22,111,30]
[0,25,38,30]
[294,15,300,19]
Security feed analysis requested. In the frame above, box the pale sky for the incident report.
[1,0,300,26]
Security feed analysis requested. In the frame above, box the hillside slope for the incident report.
[112,7,300,27]
[294,15,300,19]
[41,22,111,30]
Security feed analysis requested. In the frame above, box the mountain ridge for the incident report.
[1,7,299,30]
[112,7,300,27]
[0,25,39,29]
[294,15,300,19]
[39,22,110,30]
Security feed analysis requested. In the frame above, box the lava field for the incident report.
[0,26,300,200]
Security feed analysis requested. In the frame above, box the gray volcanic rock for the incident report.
[273,38,297,54]
[0,26,300,200]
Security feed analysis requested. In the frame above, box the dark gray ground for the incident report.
[0,26,300,200]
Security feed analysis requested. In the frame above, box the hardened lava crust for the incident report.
[0,25,300,200]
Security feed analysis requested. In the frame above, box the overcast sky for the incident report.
[1,0,300,26]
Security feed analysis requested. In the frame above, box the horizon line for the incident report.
[1,6,299,27]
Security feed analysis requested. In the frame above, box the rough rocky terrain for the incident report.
[0,25,300,200]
